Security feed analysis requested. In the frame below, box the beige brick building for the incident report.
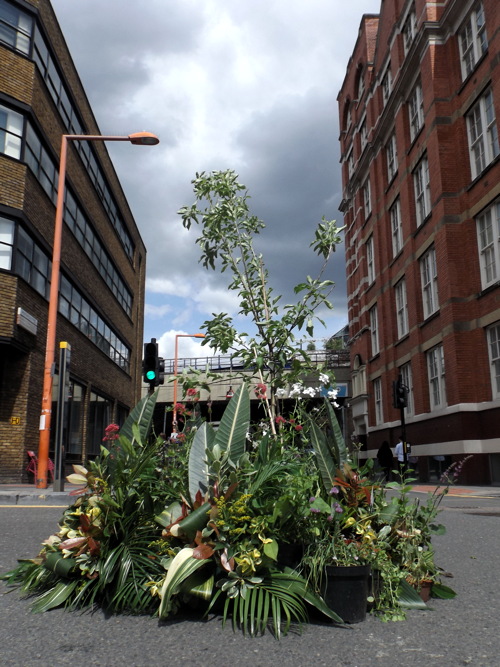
[0,0,147,481]
[338,0,500,484]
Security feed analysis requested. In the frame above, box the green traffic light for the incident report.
[146,370,157,381]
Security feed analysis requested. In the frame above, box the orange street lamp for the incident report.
[172,333,205,433]
[36,131,160,488]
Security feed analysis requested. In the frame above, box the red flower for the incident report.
[254,383,267,399]
[102,423,120,441]
[275,415,286,425]
[294,424,303,432]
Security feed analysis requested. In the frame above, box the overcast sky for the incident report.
[51,0,380,360]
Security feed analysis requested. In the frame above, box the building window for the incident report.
[367,235,375,285]
[87,391,112,456]
[386,133,398,182]
[25,123,132,315]
[408,81,424,142]
[0,0,32,54]
[400,362,414,416]
[382,65,392,104]
[360,119,368,152]
[0,104,23,159]
[466,89,499,179]
[427,345,446,409]
[0,215,14,270]
[420,246,439,318]
[487,323,500,398]
[403,8,417,55]
[363,178,371,218]
[59,275,131,372]
[390,199,403,257]
[374,377,383,425]
[459,2,488,80]
[395,279,409,338]
[370,305,379,356]
[414,156,431,225]
[476,200,500,288]
[347,148,354,178]
[25,123,58,204]
[15,226,51,299]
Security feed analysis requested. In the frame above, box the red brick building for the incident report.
[338,0,500,484]
[0,0,147,481]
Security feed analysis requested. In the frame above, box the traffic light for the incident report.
[158,356,165,385]
[143,339,159,385]
[392,377,407,409]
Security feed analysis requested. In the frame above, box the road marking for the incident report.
[0,505,68,508]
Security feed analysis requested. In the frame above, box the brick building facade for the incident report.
[0,0,147,481]
[338,0,500,484]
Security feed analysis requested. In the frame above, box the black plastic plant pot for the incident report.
[324,564,371,624]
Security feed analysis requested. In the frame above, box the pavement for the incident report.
[1,481,499,505]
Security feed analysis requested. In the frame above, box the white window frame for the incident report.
[408,81,424,142]
[347,148,354,178]
[360,119,368,152]
[427,345,446,409]
[459,2,488,80]
[363,178,371,218]
[386,133,398,182]
[390,199,403,257]
[403,9,417,56]
[400,362,414,416]
[395,279,409,339]
[367,235,375,285]
[414,156,431,226]
[0,215,14,270]
[0,104,23,159]
[487,322,500,398]
[420,246,439,318]
[382,65,392,104]
[466,89,499,179]
[374,377,383,425]
[370,305,379,356]
[476,200,500,288]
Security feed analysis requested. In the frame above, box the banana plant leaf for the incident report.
[323,397,348,466]
[119,391,158,445]
[188,422,215,505]
[43,552,76,578]
[155,501,183,529]
[398,578,428,609]
[158,547,207,619]
[307,420,337,492]
[213,384,249,464]
[177,502,211,541]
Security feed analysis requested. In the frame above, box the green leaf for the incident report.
[431,582,456,599]
[31,580,79,613]
[307,420,337,491]
[188,422,215,505]
[155,501,183,529]
[159,547,207,619]
[177,502,211,541]
[263,539,279,561]
[323,398,348,465]
[120,392,158,445]
[213,384,250,464]
[398,578,429,609]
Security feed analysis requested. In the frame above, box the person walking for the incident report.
[394,436,406,475]
[377,441,394,481]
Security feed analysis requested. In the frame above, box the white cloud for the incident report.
[51,0,380,345]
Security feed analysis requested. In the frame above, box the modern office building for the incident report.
[0,0,147,482]
[338,0,500,483]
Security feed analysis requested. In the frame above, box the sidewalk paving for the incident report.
[0,483,80,505]
[1,481,499,505]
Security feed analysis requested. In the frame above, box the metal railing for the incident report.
[162,350,350,375]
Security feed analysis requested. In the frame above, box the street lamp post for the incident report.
[172,333,205,433]
[36,132,159,489]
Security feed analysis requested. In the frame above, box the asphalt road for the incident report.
[0,492,499,667]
